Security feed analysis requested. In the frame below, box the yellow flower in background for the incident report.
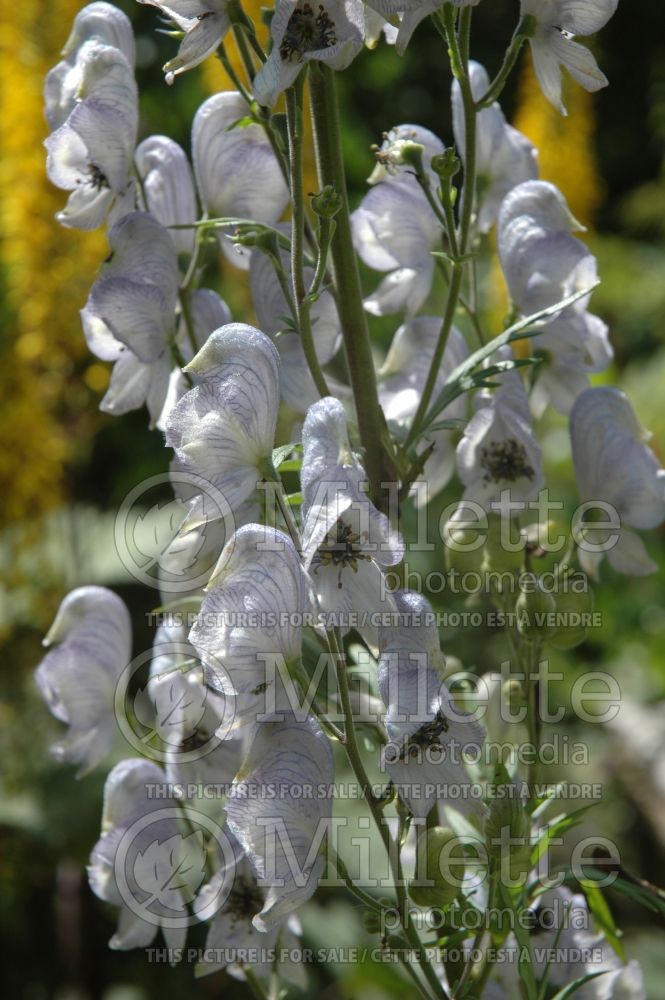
[514,51,602,228]
[0,0,107,528]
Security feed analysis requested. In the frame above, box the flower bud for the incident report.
[408,826,465,909]
[363,909,382,934]
[502,679,527,714]
[311,185,343,219]
[515,580,556,642]
[431,149,461,180]
[444,521,485,575]
[548,574,594,650]
[482,515,525,585]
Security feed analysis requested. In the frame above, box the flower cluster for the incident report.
[34,1,661,998]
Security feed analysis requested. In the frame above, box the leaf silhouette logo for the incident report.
[131,498,189,571]
[134,673,207,747]
[133,830,207,911]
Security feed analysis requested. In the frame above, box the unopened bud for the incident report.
[485,765,531,883]
[444,521,485,575]
[311,185,342,219]
[515,580,556,642]
[482,515,525,583]
[549,573,594,650]
[502,679,527,713]
[431,149,461,180]
[363,909,382,934]
[408,826,465,909]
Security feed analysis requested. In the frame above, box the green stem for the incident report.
[244,966,270,1000]
[329,630,449,1000]
[308,65,394,504]
[404,5,477,451]
[286,74,331,399]
[474,16,535,109]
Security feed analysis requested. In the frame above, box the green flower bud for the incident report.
[408,827,465,909]
[482,515,525,585]
[444,521,485,575]
[515,581,556,642]
[502,679,527,714]
[431,149,461,180]
[549,573,594,650]
[311,185,343,220]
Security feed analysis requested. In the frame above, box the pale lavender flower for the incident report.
[570,387,665,577]
[36,586,131,775]
[138,0,232,84]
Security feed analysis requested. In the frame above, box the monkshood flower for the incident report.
[249,240,341,412]
[225,714,335,931]
[570,387,665,577]
[45,44,138,230]
[456,355,545,511]
[88,758,200,951]
[253,0,365,108]
[366,0,480,56]
[190,525,309,720]
[498,180,611,415]
[166,325,280,530]
[452,61,538,234]
[352,123,445,316]
[364,7,397,48]
[138,0,232,84]
[352,180,441,316]
[44,1,135,130]
[135,135,197,259]
[301,397,404,631]
[35,586,131,775]
[483,885,645,999]
[521,0,618,115]
[366,122,446,191]
[146,622,242,794]
[379,317,468,501]
[194,832,307,984]
[81,212,180,427]
[156,287,233,432]
[378,591,485,819]
[192,92,289,268]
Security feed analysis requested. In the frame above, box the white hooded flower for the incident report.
[44,1,135,130]
[35,586,131,775]
[135,135,198,259]
[570,387,665,577]
[249,240,342,412]
[456,356,545,511]
[365,0,480,56]
[45,41,138,230]
[225,714,335,931]
[452,61,538,234]
[379,317,468,501]
[301,397,404,632]
[378,591,485,819]
[352,180,442,317]
[81,212,181,426]
[194,843,306,984]
[498,180,612,415]
[521,0,618,114]
[88,758,200,952]
[138,0,232,84]
[189,524,309,721]
[192,92,289,268]
[253,0,366,108]
[165,325,280,529]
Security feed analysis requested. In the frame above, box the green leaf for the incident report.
[418,283,598,436]
[272,443,302,469]
[581,880,625,962]
[548,971,609,999]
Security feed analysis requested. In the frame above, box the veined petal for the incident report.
[35,587,131,775]
[192,92,289,268]
[364,263,434,317]
[570,387,665,530]
[62,2,136,65]
[352,182,439,272]
[163,11,231,83]
[135,136,197,257]
[549,0,618,36]
[549,30,608,93]
[101,348,172,427]
[88,276,174,363]
[226,715,334,931]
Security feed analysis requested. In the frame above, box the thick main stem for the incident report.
[286,76,331,399]
[308,65,394,505]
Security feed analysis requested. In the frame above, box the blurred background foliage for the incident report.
[1,0,665,997]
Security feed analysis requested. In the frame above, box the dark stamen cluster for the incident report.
[480,438,534,484]
[279,3,337,62]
